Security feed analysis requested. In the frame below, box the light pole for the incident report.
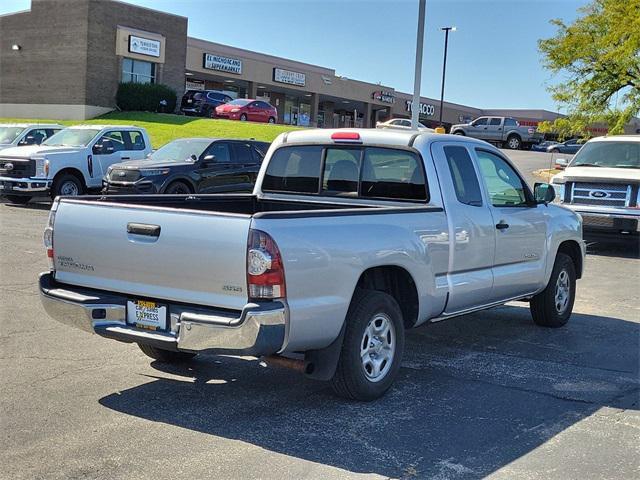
[411,0,426,130]
[438,26,456,128]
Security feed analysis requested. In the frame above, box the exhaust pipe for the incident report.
[260,355,305,373]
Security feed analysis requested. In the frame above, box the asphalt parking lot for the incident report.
[1,150,638,480]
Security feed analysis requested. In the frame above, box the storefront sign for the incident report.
[185,79,205,91]
[321,75,333,85]
[372,90,395,104]
[273,68,306,87]
[203,53,242,74]
[405,100,435,117]
[128,35,161,58]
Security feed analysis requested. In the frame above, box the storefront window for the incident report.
[283,97,311,126]
[122,58,155,84]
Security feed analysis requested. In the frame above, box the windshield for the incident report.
[570,141,639,169]
[227,99,251,106]
[43,128,100,147]
[150,139,212,162]
[0,127,25,143]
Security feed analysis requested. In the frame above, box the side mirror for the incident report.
[92,143,104,155]
[554,158,569,170]
[19,135,36,146]
[534,182,555,204]
[201,154,216,165]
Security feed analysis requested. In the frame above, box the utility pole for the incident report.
[438,26,456,128]
[411,0,426,129]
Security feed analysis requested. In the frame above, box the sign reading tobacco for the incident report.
[203,53,243,75]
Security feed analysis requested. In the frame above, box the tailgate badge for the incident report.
[222,285,243,293]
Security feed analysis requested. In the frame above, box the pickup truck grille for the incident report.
[109,169,140,182]
[568,182,630,208]
[0,158,35,178]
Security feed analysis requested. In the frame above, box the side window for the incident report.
[262,146,322,194]
[489,118,502,126]
[206,142,231,163]
[99,131,126,152]
[127,131,146,151]
[21,129,48,145]
[322,148,361,195]
[231,142,255,164]
[444,146,483,206]
[475,149,528,207]
[361,148,427,201]
[400,120,412,127]
[473,117,488,126]
[504,118,518,127]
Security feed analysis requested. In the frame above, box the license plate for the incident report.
[0,182,12,191]
[127,300,167,331]
[187,99,192,103]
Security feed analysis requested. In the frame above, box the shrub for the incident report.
[116,82,177,113]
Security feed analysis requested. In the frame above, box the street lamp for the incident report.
[438,26,456,128]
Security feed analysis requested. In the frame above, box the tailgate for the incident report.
[52,200,251,310]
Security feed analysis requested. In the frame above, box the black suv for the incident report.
[181,90,233,117]
[103,138,270,195]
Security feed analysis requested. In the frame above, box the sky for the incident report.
[1,0,587,112]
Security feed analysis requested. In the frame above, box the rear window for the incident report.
[262,145,428,201]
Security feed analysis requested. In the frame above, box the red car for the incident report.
[215,99,278,123]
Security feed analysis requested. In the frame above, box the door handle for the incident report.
[127,222,161,237]
[496,221,509,230]
[121,156,131,160]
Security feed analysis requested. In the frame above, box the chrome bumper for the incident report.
[39,272,287,355]
[0,176,51,193]
[563,205,640,232]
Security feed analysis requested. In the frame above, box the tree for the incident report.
[538,0,640,136]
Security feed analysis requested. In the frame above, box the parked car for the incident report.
[215,99,278,123]
[180,90,233,117]
[104,138,270,195]
[531,140,559,152]
[551,135,639,238]
[39,128,584,401]
[0,125,151,203]
[0,123,64,152]
[376,118,434,132]
[547,138,584,154]
[450,116,543,150]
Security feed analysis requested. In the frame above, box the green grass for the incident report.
[0,111,303,148]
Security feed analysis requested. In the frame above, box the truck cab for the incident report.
[0,125,151,203]
[0,123,64,152]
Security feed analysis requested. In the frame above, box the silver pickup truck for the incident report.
[450,116,543,150]
[39,129,585,400]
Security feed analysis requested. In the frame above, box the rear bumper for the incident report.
[0,176,51,195]
[39,272,288,356]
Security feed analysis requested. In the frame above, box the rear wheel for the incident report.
[164,181,192,195]
[453,131,465,135]
[52,173,83,199]
[4,195,31,204]
[331,289,405,401]
[530,253,576,327]
[138,343,196,363]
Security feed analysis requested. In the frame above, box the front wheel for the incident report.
[506,135,522,150]
[164,181,192,195]
[331,289,405,401]
[138,343,197,363]
[52,173,83,199]
[240,113,248,121]
[530,253,576,327]
[268,117,276,124]
[4,195,31,204]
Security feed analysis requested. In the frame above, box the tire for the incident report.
[52,173,83,199]
[453,131,465,135]
[4,195,31,204]
[138,343,196,363]
[268,117,276,124]
[331,289,405,401]
[506,134,522,150]
[164,181,192,195]
[530,253,576,328]
[240,113,248,121]
[550,148,560,154]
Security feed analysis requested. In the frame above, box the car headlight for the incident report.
[231,108,241,113]
[35,158,50,177]
[139,169,169,177]
[551,181,564,203]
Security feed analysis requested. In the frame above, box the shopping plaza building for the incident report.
[2,0,639,134]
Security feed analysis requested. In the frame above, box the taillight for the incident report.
[331,131,361,143]
[43,198,59,271]
[247,229,286,301]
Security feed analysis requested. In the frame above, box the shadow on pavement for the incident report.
[100,305,639,478]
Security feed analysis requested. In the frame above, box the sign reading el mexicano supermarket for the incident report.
[203,53,243,75]
[273,68,306,87]
[128,35,161,58]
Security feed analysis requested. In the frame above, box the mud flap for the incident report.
[303,322,346,381]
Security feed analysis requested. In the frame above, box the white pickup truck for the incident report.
[39,129,585,400]
[0,125,151,203]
